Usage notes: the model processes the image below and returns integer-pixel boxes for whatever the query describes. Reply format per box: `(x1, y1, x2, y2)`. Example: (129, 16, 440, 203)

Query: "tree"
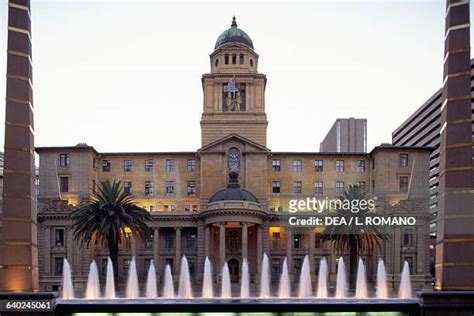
(321, 184, 388, 290)
(71, 180, 152, 285)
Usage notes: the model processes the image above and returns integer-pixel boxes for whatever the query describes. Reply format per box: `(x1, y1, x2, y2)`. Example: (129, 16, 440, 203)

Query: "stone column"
(308, 228, 315, 279)
(153, 228, 160, 279)
(242, 222, 248, 260)
(174, 227, 182, 276)
(219, 223, 226, 267)
(44, 226, 51, 275)
(257, 225, 263, 274)
(131, 235, 137, 257)
(286, 227, 293, 279)
(205, 224, 210, 258)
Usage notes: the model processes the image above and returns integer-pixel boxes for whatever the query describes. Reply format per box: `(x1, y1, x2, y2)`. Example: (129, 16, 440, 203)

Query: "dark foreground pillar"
(0, 0, 39, 292)
(435, 0, 474, 291)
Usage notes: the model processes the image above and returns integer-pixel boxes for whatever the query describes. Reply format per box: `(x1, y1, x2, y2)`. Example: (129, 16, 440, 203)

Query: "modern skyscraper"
(319, 118, 367, 153)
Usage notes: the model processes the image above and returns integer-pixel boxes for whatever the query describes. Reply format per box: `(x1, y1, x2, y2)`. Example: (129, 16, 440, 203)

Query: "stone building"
(33, 18, 432, 294)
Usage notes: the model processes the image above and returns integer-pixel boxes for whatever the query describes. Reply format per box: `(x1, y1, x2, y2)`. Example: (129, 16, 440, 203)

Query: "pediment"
(198, 133, 270, 153)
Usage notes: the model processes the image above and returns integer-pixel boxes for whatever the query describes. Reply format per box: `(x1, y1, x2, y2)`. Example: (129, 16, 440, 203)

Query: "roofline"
(369, 145, 435, 155)
(101, 152, 197, 156)
(35, 146, 99, 155)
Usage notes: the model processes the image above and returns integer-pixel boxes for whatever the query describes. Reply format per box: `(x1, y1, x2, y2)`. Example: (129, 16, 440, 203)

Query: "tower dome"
(215, 17, 254, 50)
(208, 172, 259, 203)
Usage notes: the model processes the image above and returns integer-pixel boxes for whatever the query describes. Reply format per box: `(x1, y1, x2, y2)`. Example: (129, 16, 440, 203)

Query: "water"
(240, 259, 250, 298)
(399, 261, 412, 299)
(178, 256, 193, 298)
(298, 255, 312, 298)
(316, 257, 328, 298)
(126, 257, 139, 299)
(85, 260, 101, 299)
(221, 262, 232, 298)
(278, 257, 290, 298)
(202, 257, 213, 298)
(104, 257, 115, 299)
(355, 258, 368, 299)
(335, 257, 347, 299)
(61, 258, 74, 299)
(376, 259, 389, 299)
(260, 253, 271, 298)
(146, 260, 157, 298)
(163, 264, 175, 298)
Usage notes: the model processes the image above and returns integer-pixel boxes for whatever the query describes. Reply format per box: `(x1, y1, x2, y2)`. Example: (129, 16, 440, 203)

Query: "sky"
(0, 0, 469, 153)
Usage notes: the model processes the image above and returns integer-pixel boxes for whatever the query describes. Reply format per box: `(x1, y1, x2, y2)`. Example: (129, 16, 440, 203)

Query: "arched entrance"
(228, 258, 239, 283)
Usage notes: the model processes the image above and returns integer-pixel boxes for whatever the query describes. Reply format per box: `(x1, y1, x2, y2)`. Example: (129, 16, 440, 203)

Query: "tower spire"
(231, 16, 237, 28)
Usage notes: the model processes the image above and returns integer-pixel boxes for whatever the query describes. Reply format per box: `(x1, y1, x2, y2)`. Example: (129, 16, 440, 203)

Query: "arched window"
(215, 58, 219, 67)
(250, 59, 254, 67)
(228, 148, 240, 172)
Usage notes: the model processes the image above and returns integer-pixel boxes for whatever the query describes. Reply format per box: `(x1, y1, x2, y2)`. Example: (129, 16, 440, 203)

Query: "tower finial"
(231, 16, 237, 28)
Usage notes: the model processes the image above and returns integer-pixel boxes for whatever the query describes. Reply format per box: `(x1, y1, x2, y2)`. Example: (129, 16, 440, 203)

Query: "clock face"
(228, 149, 240, 172)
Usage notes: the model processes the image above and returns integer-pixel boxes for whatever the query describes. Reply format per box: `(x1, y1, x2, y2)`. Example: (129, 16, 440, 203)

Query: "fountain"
(85, 260, 101, 299)
(260, 253, 271, 298)
(178, 256, 193, 298)
(298, 255, 312, 298)
(104, 257, 115, 299)
(240, 259, 250, 298)
(221, 262, 232, 298)
(355, 258, 368, 299)
(145, 260, 157, 298)
(126, 257, 139, 299)
(316, 257, 328, 298)
(335, 257, 347, 299)
(202, 257, 213, 298)
(162, 264, 174, 298)
(278, 257, 290, 298)
(61, 258, 74, 299)
(376, 259, 388, 299)
(399, 261, 412, 299)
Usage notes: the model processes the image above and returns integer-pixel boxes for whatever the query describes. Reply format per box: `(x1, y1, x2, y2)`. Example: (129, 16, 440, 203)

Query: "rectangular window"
(293, 181, 302, 196)
(336, 181, 345, 196)
(166, 159, 175, 172)
(357, 160, 366, 172)
(92, 180, 96, 195)
(272, 232, 281, 249)
(150, 205, 156, 212)
(124, 181, 132, 195)
(54, 257, 64, 276)
(400, 154, 409, 167)
(294, 234, 302, 249)
(186, 233, 196, 248)
(315, 160, 323, 172)
(314, 181, 323, 196)
(187, 181, 196, 196)
(171, 205, 176, 212)
(165, 234, 174, 249)
(124, 160, 132, 172)
(102, 160, 111, 172)
(239, 54, 244, 64)
(54, 228, 65, 247)
(59, 154, 69, 167)
(400, 176, 409, 193)
(271, 258, 281, 277)
(163, 205, 169, 212)
(293, 160, 302, 172)
(224, 54, 229, 64)
(145, 159, 153, 172)
(145, 181, 154, 197)
(358, 181, 366, 191)
(144, 234, 153, 249)
(101, 258, 108, 275)
(187, 159, 196, 171)
(166, 181, 175, 196)
(145, 258, 152, 272)
(123, 258, 131, 276)
(272, 159, 281, 172)
(232, 54, 236, 64)
(192, 205, 198, 212)
(272, 181, 281, 196)
(336, 160, 344, 172)
(60, 177, 69, 193)
(403, 229, 413, 247)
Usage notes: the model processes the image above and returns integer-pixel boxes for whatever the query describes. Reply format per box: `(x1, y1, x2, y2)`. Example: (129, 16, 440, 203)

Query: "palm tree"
(321, 184, 388, 290)
(71, 180, 152, 285)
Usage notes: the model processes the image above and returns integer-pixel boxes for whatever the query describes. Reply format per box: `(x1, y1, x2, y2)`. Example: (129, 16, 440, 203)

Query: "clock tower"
(200, 17, 268, 147)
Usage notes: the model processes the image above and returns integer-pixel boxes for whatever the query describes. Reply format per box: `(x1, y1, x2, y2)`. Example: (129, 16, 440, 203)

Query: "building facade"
(319, 118, 367, 153)
(33, 18, 432, 295)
